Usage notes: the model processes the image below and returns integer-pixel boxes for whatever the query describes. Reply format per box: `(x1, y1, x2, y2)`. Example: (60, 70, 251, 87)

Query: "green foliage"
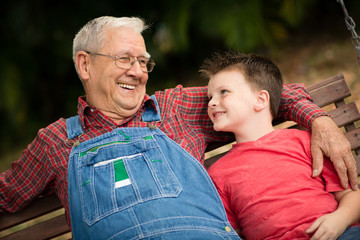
(0, 0, 357, 167)
(153, 0, 317, 54)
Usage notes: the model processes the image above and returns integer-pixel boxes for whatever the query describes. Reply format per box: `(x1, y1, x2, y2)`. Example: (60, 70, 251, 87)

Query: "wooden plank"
(355, 155, 360, 176)
(0, 215, 70, 240)
(307, 74, 345, 92)
(204, 152, 227, 168)
(206, 142, 226, 152)
(328, 102, 360, 127)
(344, 128, 360, 151)
(308, 74, 351, 107)
(0, 195, 63, 230)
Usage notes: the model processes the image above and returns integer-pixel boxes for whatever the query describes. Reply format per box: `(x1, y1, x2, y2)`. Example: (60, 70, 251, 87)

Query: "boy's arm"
(305, 189, 360, 239)
(334, 189, 360, 226)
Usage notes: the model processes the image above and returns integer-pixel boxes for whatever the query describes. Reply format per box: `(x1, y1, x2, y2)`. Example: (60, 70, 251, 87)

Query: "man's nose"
(127, 60, 144, 78)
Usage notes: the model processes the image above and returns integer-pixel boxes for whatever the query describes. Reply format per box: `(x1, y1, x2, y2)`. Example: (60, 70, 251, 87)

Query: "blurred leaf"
(280, 0, 315, 27)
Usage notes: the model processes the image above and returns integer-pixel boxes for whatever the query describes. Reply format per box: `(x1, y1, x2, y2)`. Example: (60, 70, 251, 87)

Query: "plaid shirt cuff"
(289, 98, 329, 129)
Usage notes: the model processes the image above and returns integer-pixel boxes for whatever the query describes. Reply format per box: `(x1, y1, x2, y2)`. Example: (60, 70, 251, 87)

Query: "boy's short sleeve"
(322, 157, 348, 192)
(220, 187, 239, 230)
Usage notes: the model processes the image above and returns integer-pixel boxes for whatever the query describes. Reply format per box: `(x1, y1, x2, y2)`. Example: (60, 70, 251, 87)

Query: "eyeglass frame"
(85, 51, 156, 73)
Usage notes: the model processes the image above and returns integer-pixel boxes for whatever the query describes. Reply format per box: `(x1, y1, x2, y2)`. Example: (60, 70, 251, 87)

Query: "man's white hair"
(72, 16, 147, 62)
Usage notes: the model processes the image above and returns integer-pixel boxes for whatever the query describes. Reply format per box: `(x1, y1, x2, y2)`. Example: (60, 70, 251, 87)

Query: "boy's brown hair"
(200, 51, 283, 118)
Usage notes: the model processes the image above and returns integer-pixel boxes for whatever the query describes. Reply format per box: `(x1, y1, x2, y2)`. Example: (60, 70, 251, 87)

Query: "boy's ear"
(75, 51, 91, 81)
(254, 90, 270, 112)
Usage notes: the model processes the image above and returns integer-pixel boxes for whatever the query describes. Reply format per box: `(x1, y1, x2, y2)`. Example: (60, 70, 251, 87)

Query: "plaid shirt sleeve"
(0, 119, 69, 213)
(275, 83, 328, 129)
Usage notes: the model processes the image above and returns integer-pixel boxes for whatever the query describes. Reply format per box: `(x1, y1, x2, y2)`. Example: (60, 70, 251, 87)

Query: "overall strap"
(67, 95, 159, 139)
(142, 94, 161, 122)
(66, 115, 84, 140)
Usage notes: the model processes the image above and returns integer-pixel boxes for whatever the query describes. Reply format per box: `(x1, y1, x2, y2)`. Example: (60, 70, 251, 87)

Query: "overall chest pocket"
(77, 138, 182, 226)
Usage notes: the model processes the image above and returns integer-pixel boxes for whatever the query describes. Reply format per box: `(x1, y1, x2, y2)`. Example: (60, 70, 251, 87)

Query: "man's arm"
(311, 116, 358, 190)
(278, 83, 358, 190)
(0, 127, 58, 213)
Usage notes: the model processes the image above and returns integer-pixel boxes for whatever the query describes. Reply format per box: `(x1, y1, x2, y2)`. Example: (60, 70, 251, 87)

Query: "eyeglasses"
(85, 51, 156, 73)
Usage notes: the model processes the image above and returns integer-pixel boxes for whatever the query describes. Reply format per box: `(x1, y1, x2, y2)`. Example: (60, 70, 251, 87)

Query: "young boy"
(201, 51, 360, 240)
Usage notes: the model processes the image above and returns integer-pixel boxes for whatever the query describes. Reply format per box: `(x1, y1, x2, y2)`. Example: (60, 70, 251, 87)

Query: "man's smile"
(118, 83, 135, 90)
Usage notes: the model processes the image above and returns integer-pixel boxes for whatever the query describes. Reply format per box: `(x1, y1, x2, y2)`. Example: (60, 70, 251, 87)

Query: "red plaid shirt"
(0, 84, 326, 225)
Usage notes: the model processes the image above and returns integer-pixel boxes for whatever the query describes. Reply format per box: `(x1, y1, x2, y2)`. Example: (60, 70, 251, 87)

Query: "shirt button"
(225, 226, 232, 232)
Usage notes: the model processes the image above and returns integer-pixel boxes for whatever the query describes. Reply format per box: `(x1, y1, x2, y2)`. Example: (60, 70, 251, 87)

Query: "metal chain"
(337, 0, 360, 63)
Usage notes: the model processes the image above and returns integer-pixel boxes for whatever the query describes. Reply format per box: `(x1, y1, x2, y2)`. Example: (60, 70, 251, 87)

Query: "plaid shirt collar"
(76, 94, 157, 129)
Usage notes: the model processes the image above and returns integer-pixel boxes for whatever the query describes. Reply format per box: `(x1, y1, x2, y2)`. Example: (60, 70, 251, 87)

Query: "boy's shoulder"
(207, 129, 312, 172)
(274, 128, 311, 140)
(207, 144, 239, 177)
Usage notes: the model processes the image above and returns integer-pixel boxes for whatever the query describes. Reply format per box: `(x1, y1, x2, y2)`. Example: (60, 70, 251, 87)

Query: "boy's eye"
(220, 89, 228, 94)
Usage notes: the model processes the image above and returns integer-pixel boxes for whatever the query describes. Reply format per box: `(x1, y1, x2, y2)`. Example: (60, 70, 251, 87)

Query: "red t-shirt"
(207, 129, 344, 240)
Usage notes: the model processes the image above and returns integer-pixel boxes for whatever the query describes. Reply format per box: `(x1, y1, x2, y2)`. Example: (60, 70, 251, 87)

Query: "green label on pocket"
(114, 159, 131, 188)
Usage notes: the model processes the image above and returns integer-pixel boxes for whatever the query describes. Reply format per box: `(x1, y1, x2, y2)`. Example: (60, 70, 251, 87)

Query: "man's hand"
(311, 116, 358, 190)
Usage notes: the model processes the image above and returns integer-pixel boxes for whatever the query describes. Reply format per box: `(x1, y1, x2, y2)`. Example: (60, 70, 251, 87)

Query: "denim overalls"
(67, 96, 240, 240)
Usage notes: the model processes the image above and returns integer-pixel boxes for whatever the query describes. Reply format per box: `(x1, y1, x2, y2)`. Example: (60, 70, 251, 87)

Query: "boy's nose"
(208, 98, 216, 108)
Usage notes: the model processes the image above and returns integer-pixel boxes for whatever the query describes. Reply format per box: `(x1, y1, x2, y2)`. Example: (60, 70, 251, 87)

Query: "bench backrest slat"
(307, 74, 351, 107)
(327, 102, 360, 128)
(344, 128, 360, 152)
(1, 215, 69, 240)
(0, 194, 63, 231)
(356, 155, 360, 175)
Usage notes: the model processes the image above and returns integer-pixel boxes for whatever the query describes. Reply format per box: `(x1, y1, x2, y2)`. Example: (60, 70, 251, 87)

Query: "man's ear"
(254, 90, 270, 112)
(75, 51, 91, 81)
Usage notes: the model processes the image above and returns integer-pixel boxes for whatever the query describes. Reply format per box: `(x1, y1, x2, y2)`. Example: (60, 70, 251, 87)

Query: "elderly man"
(0, 16, 357, 239)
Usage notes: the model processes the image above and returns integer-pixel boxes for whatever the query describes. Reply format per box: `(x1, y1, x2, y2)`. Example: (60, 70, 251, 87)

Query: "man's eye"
(220, 90, 228, 94)
(138, 58, 148, 65)
(118, 56, 131, 62)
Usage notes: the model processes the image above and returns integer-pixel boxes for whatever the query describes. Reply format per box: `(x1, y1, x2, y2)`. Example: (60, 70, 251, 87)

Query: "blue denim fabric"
(338, 226, 360, 240)
(67, 95, 240, 240)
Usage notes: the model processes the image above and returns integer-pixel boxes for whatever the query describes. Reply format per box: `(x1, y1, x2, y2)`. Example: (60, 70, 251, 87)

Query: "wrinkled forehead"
(102, 27, 150, 58)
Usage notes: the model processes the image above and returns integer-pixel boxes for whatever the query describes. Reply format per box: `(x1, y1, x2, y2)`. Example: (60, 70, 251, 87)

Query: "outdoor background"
(1, 0, 360, 171)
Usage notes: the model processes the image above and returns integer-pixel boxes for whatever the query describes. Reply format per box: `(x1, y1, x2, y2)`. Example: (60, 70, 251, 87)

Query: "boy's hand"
(306, 212, 347, 240)
(311, 116, 358, 190)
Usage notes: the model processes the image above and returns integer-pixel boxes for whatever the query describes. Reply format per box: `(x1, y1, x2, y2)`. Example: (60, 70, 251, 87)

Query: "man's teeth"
(118, 83, 135, 90)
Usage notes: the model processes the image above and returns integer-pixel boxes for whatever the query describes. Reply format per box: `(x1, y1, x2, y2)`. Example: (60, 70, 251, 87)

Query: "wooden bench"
(1, 73, 359, 240)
